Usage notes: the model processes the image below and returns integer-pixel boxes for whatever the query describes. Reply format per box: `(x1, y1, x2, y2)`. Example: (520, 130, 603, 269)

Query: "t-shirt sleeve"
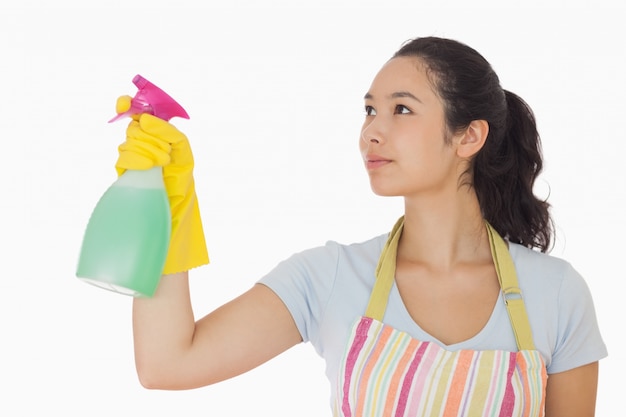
(257, 242, 340, 344)
(547, 263, 608, 374)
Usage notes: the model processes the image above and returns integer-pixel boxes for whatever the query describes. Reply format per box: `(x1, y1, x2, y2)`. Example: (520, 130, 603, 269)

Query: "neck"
(398, 187, 490, 269)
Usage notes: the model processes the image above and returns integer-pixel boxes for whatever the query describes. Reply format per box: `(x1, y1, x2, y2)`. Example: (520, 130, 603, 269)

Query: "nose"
(361, 119, 384, 145)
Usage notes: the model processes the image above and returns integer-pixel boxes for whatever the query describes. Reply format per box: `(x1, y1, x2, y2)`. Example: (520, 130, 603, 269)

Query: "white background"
(1, 1, 623, 415)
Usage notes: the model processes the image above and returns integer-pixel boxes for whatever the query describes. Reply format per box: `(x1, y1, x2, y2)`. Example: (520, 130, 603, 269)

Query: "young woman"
(116, 37, 607, 416)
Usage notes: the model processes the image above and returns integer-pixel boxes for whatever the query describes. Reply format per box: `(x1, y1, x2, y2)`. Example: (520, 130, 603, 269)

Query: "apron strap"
(486, 223, 536, 351)
(365, 216, 404, 321)
(365, 216, 536, 351)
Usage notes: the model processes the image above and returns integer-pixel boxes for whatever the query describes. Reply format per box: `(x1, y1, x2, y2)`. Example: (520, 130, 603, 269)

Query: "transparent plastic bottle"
(76, 75, 189, 297)
(76, 167, 171, 296)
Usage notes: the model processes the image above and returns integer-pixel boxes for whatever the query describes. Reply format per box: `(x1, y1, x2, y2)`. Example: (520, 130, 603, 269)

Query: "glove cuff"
(162, 193, 209, 274)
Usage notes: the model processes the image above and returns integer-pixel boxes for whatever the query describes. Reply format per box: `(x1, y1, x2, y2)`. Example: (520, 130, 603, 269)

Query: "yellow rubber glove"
(115, 95, 209, 274)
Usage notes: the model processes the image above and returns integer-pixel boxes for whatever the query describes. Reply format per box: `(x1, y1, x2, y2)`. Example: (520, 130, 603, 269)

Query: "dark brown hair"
(393, 37, 553, 252)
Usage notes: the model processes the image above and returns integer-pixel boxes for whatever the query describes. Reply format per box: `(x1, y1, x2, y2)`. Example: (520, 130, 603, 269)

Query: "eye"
(394, 104, 411, 115)
(364, 105, 376, 116)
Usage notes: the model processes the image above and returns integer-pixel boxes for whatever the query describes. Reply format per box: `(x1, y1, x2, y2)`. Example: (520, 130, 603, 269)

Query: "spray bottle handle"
(108, 74, 190, 123)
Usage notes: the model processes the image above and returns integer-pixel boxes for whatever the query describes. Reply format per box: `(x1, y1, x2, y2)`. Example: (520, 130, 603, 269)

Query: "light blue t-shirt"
(259, 232, 607, 392)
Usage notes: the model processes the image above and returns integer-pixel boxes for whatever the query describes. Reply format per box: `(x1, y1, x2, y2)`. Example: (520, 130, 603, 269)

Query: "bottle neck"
(115, 166, 164, 189)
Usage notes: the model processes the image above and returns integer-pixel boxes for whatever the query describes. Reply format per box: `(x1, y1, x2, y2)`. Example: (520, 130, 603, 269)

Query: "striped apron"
(334, 217, 547, 416)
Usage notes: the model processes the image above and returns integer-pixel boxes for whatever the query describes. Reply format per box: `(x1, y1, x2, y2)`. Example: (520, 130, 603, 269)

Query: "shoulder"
(508, 243, 587, 299)
(508, 243, 607, 372)
(508, 242, 590, 315)
(258, 232, 388, 344)
(278, 233, 387, 273)
(508, 243, 575, 282)
(260, 231, 388, 293)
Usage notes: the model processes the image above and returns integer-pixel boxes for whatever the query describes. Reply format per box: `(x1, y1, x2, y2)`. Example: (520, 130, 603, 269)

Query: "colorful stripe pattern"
(335, 317, 547, 417)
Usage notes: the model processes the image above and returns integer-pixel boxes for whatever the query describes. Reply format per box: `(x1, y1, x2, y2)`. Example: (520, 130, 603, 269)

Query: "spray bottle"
(76, 74, 189, 297)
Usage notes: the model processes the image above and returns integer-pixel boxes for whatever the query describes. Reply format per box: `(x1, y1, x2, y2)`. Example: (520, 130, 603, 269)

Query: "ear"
(456, 120, 489, 158)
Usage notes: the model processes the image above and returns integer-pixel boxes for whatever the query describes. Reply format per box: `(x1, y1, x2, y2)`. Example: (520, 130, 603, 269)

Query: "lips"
(364, 154, 392, 170)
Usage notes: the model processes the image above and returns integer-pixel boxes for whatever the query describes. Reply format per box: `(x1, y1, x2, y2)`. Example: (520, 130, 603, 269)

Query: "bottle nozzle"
(108, 74, 190, 123)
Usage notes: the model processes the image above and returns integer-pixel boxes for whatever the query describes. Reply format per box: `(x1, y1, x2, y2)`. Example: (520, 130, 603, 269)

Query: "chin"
(369, 183, 402, 197)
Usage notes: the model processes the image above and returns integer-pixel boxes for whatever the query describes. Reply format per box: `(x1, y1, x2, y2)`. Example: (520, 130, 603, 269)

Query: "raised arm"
(114, 97, 302, 390)
(133, 273, 302, 390)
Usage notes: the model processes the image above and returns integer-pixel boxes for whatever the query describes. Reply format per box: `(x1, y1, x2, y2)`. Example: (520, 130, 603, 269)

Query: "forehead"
(367, 56, 438, 101)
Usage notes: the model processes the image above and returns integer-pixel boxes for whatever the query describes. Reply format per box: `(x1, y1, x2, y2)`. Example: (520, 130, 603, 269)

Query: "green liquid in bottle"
(77, 181, 171, 297)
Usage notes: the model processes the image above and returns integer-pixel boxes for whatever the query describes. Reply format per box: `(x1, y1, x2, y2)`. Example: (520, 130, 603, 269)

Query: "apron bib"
(334, 217, 547, 417)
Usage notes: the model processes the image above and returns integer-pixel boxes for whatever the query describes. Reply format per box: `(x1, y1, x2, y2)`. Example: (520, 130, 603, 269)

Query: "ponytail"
(473, 91, 553, 252)
(393, 36, 554, 252)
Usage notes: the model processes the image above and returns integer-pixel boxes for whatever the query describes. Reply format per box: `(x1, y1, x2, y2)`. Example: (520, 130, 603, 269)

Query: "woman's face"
(360, 57, 462, 198)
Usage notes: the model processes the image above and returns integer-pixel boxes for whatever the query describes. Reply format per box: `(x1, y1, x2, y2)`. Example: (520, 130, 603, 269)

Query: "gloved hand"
(115, 95, 209, 274)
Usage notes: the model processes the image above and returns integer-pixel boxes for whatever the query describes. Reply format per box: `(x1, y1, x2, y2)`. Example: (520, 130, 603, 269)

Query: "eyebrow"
(363, 91, 423, 103)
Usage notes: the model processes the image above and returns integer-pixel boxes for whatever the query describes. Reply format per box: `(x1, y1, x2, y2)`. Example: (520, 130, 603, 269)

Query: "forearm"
(132, 271, 195, 387)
